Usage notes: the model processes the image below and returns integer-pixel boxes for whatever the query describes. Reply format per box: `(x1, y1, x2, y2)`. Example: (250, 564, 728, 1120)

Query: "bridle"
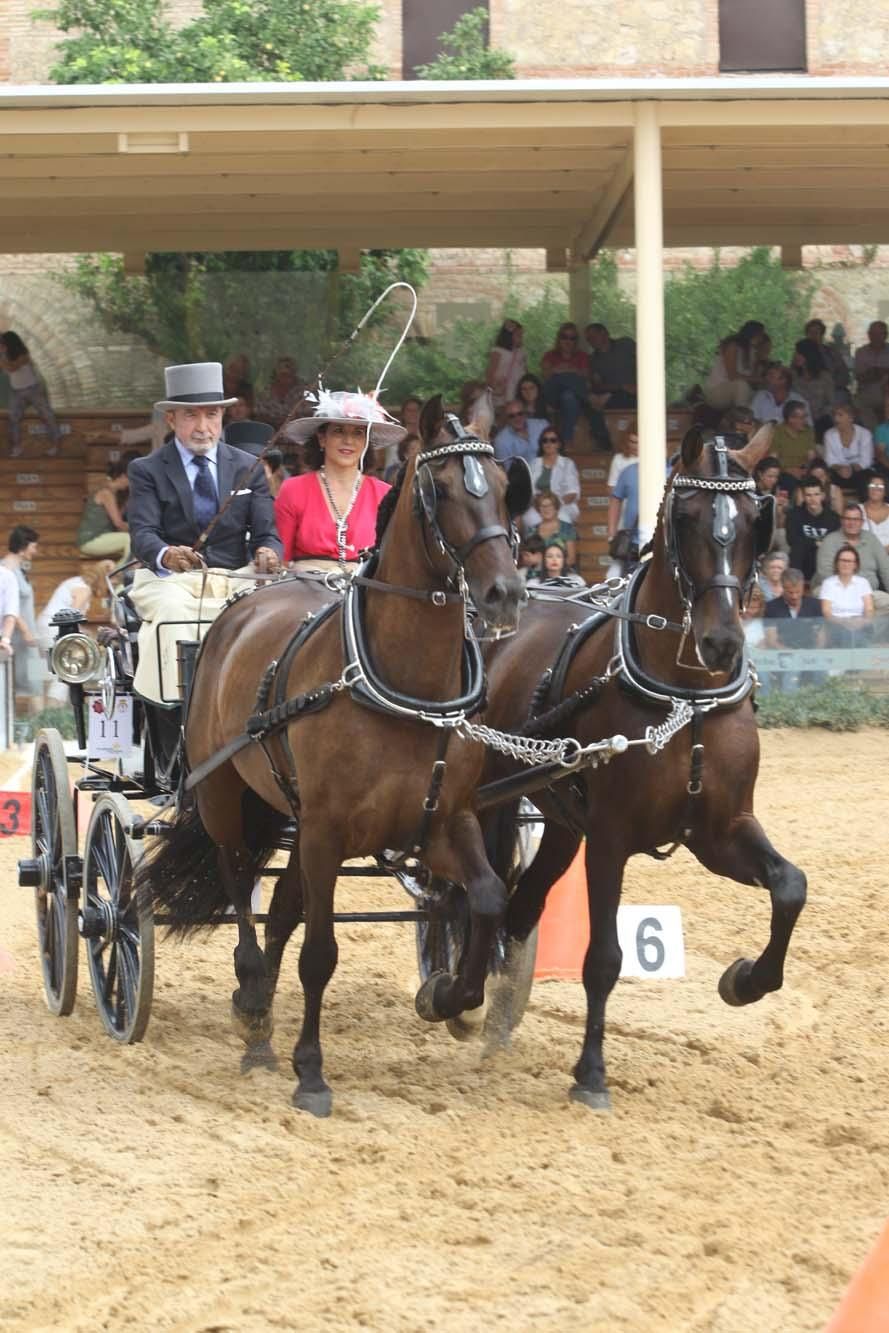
(664, 436, 775, 665)
(413, 413, 530, 579)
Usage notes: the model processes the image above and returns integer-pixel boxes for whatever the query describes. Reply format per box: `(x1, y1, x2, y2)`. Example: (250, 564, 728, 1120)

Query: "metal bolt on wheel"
(30, 730, 79, 1016)
(81, 792, 155, 1043)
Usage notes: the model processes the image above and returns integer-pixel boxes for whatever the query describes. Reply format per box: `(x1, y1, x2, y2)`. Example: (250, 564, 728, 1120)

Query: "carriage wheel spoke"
(117, 941, 138, 1023)
(103, 941, 118, 1005)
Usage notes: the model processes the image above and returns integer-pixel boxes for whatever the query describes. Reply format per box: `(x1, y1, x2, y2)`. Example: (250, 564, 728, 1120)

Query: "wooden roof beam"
(572, 146, 633, 261)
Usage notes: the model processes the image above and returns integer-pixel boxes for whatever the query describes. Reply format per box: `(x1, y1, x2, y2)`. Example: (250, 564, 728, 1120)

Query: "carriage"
(16, 560, 542, 1047)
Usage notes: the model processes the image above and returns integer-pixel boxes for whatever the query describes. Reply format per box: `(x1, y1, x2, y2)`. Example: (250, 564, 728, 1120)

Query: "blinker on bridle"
(666, 436, 773, 668)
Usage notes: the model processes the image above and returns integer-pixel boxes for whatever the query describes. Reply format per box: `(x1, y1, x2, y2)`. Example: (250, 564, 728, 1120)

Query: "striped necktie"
(192, 454, 218, 531)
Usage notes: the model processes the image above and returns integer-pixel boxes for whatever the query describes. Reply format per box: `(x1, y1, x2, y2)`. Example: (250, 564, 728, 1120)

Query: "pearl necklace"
(320, 466, 362, 564)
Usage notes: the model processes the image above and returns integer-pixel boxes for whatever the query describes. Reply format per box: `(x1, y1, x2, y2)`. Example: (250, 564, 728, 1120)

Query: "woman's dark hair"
(234, 379, 255, 411)
(834, 542, 861, 573)
(1, 331, 28, 359)
(521, 532, 545, 555)
(754, 456, 781, 483)
(264, 448, 284, 471)
(537, 425, 564, 456)
(723, 320, 765, 353)
(397, 431, 420, 464)
(400, 397, 422, 422)
(806, 318, 826, 338)
(543, 541, 567, 564)
(494, 321, 520, 351)
(794, 338, 823, 380)
(719, 405, 755, 433)
(8, 524, 39, 553)
(516, 373, 544, 412)
(304, 423, 373, 472)
(782, 398, 808, 423)
(106, 459, 129, 481)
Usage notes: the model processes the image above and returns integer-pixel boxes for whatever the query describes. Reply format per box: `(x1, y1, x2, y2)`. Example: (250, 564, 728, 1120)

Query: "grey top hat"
(155, 361, 239, 411)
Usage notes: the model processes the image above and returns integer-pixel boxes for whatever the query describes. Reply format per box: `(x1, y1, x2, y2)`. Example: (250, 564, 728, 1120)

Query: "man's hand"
(161, 546, 204, 574)
(254, 547, 281, 574)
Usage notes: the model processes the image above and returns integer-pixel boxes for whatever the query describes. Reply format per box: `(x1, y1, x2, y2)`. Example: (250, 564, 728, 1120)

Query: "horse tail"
(136, 792, 288, 936)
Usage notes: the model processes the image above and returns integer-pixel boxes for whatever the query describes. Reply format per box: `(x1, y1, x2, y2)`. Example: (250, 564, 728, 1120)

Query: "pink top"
(541, 348, 590, 377)
(274, 472, 391, 562)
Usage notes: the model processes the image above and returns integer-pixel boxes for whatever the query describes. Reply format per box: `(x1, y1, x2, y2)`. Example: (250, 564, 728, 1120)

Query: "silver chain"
(416, 441, 494, 464)
(671, 476, 755, 492)
(320, 466, 363, 564)
(636, 698, 697, 754)
(456, 719, 585, 767)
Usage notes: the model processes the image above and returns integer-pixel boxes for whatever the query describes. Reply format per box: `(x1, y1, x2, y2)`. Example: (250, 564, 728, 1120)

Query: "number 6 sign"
(617, 905, 685, 979)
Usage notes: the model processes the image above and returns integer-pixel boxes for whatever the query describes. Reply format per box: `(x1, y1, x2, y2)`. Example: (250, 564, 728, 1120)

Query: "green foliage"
(664, 248, 816, 402)
(61, 249, 429, 388)
(38, 0, 386, 83)
(15, 707, 78, 742)
(415, 7, 515, 80)
(756, 678, 889, 731)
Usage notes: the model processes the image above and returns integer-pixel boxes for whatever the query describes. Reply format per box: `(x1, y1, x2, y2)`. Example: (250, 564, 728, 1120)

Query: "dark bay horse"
(138, 398, 529, 1115)
(479, 425, 807, 1109)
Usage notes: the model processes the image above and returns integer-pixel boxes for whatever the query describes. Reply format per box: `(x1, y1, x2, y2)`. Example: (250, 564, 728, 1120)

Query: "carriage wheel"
(30, 729, 79, 1016)
(80, 792, 155, 1043)
(415, 801, 540, 1043)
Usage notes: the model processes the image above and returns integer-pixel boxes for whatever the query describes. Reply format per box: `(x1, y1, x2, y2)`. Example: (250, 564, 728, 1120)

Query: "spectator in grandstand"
(276, 388, 398, 571)
(540, 541, 586, 590)
(608, 419, 638, 487)
(0, 330, 62, 459)
(224, 381, 255, 425)
(530, 426, 580, 524)
(399, 397, 422, 438)
(870, 385, 889, 476)
(528, 491, 577, 570)
(607, 457, 641, 575)
(515, 373, 549, 423)
(861, 476, 889, 549)
(751, 364, 811, 426)
(785, 475, 840, 581)
(771, 400, 817, 480)
(76, 460, 131, 563)
(820, 544, 875, 643)
(1, 525, 42, 709)
(813, 503, 889, 612)
(585, 323, 637, 408)
(763, 568, 822, 648)
(519, 532, 545, 582)
(822, 402, 875, 498)
(718, 405, 757, 441)
(804, 318, 850, 395)
(0, 560, 18, 662)
(384, 432, 420, 485)
(702, 321, 767, 411)
(541, 322, 606, 449)
(486, 320, 527, 412)
(493, 399, 545, 466)
(741, 582, 767, 652)
(791, 338, 835, 438)
(255, 355, 305, 429)
(757, 551, 789, 603)
(795, 459, 844, 517)
(37, 560, 116, 701)
(853, 320, 889, 428)
(222, 352, 252, 400)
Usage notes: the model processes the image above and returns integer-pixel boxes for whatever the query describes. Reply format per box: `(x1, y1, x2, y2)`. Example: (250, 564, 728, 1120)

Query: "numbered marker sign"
(87, 696, 135, 760)
(618, 905, 685, 979)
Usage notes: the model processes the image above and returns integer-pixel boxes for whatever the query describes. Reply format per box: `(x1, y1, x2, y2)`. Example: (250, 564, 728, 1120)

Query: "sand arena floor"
(1, 729, 888, 1332)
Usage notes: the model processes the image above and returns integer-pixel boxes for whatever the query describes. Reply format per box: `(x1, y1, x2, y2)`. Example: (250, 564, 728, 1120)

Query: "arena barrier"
(825, 1219, 889, 1332)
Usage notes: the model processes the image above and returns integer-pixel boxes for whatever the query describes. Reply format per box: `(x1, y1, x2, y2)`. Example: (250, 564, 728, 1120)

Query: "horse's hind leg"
(263, 848, 304, 1000)
(506, 817, 582, 942)
(693, 813, 806, 1006)
(218, 845, 276, 1068)
(291, 827, 341, 1118)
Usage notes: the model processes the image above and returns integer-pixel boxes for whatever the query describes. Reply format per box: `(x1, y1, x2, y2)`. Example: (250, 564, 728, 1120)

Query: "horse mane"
(374, 463, 408, 549)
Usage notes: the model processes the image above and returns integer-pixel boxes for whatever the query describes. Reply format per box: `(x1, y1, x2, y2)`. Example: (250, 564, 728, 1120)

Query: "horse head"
(662, 423, 773, 673)
(388, 394, 528, 634)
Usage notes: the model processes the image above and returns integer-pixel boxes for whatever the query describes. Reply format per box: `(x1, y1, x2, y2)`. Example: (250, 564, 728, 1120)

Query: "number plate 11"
(618, 905, 685, 979)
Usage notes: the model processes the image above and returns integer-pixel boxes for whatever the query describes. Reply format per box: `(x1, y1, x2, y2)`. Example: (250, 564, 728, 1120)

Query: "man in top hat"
(127, 362, 283, 707)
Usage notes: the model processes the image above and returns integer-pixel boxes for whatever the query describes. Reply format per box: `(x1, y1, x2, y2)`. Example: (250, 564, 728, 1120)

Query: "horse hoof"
(414, 971, 450, 1023)
(569, 1084, 612, 1112)
(292, 1087, 333, 1118)
(240, 1039, 278, 1074)
(230, 996, 274, 1044)
(718, 957, 757, 1007)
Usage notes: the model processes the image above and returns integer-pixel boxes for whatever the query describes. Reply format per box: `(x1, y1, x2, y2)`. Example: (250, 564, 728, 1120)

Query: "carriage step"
(17, 858, 41, 888)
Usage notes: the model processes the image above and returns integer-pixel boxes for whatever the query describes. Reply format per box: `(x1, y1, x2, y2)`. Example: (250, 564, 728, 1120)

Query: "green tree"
(38, 0, 386, 83)
(664, 248, 815, 402)
(415, 7, 515, 80)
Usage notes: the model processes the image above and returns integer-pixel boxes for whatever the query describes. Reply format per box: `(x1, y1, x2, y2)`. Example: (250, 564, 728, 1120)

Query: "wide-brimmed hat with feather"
(279, 387, 406, 448)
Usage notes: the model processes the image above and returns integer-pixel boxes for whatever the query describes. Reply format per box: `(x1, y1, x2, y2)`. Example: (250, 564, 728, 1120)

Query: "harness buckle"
(645, 614, 668, 631)
(431, 590, 448, 608)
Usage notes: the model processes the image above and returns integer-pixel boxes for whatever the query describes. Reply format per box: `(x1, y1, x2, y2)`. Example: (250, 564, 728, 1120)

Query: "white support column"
(633, 103, 666, 543)
(568, 258, 590, 331)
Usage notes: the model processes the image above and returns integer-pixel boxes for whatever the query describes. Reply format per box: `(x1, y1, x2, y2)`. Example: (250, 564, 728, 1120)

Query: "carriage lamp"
(49, 632, 104, 685)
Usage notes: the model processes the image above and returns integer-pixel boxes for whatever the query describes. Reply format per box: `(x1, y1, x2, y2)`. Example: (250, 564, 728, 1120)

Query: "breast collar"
(615, 561, 754, 709)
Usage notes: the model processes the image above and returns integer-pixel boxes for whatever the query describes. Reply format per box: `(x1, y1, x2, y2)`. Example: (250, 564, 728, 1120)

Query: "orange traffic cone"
(825, 1221, 889, 1332)
(533, 842, 589, 981)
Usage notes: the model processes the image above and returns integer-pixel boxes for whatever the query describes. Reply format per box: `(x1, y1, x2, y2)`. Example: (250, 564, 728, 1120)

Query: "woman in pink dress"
(276, 389, 406, 571)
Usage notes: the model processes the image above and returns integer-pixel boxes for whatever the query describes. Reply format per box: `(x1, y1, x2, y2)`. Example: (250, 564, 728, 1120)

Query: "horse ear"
(730, 423, 774, 475)
(419, 395, 444, 445)
(467, 387, 494, 443)
(680, 427, 705, 469)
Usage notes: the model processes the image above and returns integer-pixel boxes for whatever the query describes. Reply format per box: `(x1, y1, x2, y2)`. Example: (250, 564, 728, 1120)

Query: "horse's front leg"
(691, 813, 806, 1006)
(221, 845, 278, 1071)
(263, 843, 304, 1002)
(415, 809, 506, 1022)
(291, 825, 342, 1118)
(506, 816, 581, 942)
(571, 837, 626, 1112)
